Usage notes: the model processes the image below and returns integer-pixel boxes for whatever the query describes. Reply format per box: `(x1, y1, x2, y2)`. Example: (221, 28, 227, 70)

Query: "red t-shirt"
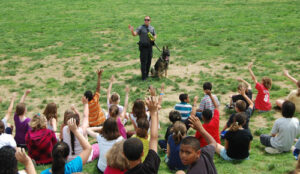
(195, 109, 220, 147)
(255, 82, 271, 111)
(104, 166, 127, 174)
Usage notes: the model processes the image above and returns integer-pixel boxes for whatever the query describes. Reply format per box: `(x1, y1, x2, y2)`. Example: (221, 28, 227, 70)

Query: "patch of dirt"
(31, 42, 63, 52)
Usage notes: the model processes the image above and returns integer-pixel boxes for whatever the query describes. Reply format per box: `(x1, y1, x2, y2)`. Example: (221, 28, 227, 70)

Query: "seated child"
(123, 96, 160, 174)
(84, 68, 105, 127)
(26, 114, 57, 164)
(276, 70, 300, 113)
(0, 146, 36, 174)
(132, 118, 150, 162)
(0, 121, 16, 149)
(129, 99, 150, 130)
(43, 102, 58, 132)
(260, 101, 299, 154)
(59, 109, 74, 140)
(228, 78, 252, 109)
(248, 62, 272, 111)
(167, 121, 187, 171)
(14, 89, 31, 148)
(41, 118, 92, 174)
(176, 114, 217, 174)
(197, 82, 220, 113)
(104, 140, 129, 174)
(174, 94, 192, 121)
(194, 91, 221, 147)
(221, 88, 254, 133)
(158, 110, 181, 151)
(107, 75, 124, 117)
(87, 117, 124, 172)
(216, 113, 253, 161)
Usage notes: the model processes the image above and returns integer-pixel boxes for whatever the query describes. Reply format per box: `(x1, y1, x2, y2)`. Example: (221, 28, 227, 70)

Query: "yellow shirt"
(287, 90, 300, 113)
(132, 134, 149, 162)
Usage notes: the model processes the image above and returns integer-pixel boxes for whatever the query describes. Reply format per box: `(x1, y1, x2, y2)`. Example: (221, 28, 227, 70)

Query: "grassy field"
(1, 0, 300, 173)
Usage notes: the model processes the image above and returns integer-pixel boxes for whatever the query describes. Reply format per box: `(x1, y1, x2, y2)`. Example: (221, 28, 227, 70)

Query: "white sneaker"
(265, 147, 282, 154)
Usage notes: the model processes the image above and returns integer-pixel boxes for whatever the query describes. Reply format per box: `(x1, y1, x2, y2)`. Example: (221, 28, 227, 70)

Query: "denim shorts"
(220, 148, 249, 161)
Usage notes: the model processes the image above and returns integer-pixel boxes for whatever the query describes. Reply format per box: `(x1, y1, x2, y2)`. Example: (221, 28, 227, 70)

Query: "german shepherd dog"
(151, 46, 170, 78)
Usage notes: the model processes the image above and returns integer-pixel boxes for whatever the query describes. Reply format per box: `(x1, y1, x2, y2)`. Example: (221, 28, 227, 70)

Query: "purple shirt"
(14, 113, 31, 145)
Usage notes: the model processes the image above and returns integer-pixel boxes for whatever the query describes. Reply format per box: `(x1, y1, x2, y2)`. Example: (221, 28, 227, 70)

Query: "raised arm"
(128, 25, 138, 36)
(120, 85, 129, 121)
(86, 127, 102, 138)
(248, 62, 257, 84)
(146, 96, 159, 152)
(207, 91, 218, 110)
(107, 75, 115, 104)
(71, 104, 80, 116)
(191, 96, 199, 117)
(15, 148, 36, 174)
(241, 87, 254, 109)
(284, 69, 298, 85)
(189, 115, 217, 148)
(237, 77, 252, 90)
(158, 83, 164, 109)
(81, 96, 89, 135)
(96, 69, 104, 93)
(68, 118, 92, 165)
(20, 89, 31, 103)
(4, 92, 17, 121)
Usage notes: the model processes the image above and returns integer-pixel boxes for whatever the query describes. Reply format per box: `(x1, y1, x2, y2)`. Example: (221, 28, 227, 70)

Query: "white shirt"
(271, 117, 300, 151)
(0, 133, 16, 148)
(97, 134, 123, 171)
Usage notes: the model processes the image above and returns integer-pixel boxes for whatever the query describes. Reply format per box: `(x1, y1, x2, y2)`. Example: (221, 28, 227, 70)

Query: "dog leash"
(153, 42, 161, 52)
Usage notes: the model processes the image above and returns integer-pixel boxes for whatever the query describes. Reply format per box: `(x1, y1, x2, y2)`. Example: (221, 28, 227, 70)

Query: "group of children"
(0, 62, 299, 174)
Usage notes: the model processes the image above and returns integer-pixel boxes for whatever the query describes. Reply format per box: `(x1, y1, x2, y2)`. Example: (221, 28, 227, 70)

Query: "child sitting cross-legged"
(174, 93, 192, 122)
(176, 113, 218, 174)
(216, 113, 253, 161)
(228, 77, 253, 109)
(123, 96, 161, 174)
(197, 82, 220, 113)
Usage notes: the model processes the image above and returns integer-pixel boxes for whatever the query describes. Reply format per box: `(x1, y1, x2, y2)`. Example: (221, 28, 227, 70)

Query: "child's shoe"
(265, 147, 282, 154)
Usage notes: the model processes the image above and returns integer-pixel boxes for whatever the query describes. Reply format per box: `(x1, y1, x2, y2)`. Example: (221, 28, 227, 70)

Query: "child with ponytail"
(167, 121, 187, 170)
(41, 118, 92, 174)
(216, 113, 253, 161)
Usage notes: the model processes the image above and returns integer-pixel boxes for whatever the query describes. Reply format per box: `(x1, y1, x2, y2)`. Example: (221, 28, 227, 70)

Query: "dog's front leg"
(165, 69, 168, 77)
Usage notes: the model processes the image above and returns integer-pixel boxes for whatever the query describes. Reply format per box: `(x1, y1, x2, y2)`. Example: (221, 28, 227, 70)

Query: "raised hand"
(145, 96, 159, 113)
(128, 24, 134, 31)
(237, 77, 243, 82)
(97, 69, 104, 77)
(193, 96, 199, 104)
(188, 115, 203, 131)
(25, 89, 31, 95)
(248, 62, 253, 69)
(110, 75, 115, 83)
(15, 148, 31, 165)
(283, 69, 289, 77)
(81, 96, 88, 104)
(149, 85, 156, 96)
(68, 118, 78, 133)
(125, 85, 130, 93)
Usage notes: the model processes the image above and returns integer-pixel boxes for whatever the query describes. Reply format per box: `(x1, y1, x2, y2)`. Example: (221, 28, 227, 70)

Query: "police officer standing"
(128, 16, 156, 81)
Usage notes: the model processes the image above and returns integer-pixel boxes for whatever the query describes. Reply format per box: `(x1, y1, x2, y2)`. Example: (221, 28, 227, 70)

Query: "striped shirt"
(199, 95, 220, 111)
(88, 92, 105, 127)
(174, 102, 192, 120)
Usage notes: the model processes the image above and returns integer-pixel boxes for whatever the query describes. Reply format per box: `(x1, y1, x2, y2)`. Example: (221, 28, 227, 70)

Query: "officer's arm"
(128, 25, 138, 36)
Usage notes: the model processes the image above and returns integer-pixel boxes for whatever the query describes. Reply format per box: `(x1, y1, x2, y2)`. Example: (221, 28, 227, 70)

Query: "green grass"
(0, 0, 300, 173)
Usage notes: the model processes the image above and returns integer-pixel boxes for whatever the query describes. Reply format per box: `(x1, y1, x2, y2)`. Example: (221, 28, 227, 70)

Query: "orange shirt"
(88, 92, 105, 126)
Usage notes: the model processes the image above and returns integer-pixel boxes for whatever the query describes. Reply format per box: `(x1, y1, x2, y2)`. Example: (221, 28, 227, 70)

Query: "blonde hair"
(30, 114, 47, 131)
(262, 77, 272, 90)
(229, 113, 246, 132)
(110, 93, 120, 103)
(237, 83, 248, 91)
(172, 121, 187, 144)
(106, 140, 129, 171)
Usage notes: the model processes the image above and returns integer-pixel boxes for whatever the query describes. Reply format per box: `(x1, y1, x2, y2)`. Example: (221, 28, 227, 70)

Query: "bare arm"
(128, 25, 138, 36)
(191, 96, 199, 116)
(167, 143, 170, 157)
(237, 77, 252, 90)
(189, 115, 217, 148)
(4, 92, 16, 121)
(50, 118, 57, 132)
(68, 118, 92, 165)
(158, 83, 164, 109)
(81, 97, 89, 135)
(241, 88, 254, 109)
(146, 96, 159, 152)
(86, 127, 102, 138)
(248, 62, 258, 84)
(120, 86, 129, 121)
(15, 148, 36, 174)
(107, 75, 115, 104)
(71, 104, 80, 116)
(284, 70, 298, 85)
(96, 69, 103, 93)
(129, 114, 138, 132)
(207, 91, 218, 110)
(20, 89, 31, 103)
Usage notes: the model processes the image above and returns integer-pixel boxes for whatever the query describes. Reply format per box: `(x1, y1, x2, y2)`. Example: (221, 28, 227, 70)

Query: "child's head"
(136, 118, 149, 138)
(43, 102, 58, 121)
(106, 140, 129, 171)
(237, 83, 248, 93)
(172, 121, 187, 144)
(282, 101, 295, 118)
(169, 110, 181, 123)
(16, 103, 26, 116)
(179, 136, 201, 165)
(202, 109, 213, 123)
(123, 137, 144, 161)
(109, 104, 119, 118)
(100, 117, 120, 141)
(30, 114, 47, 131)
(84, 90, 93, 101)
(132, 99, 147, 119)
(262, 77, 272, 90)
(203, 82, 212, 91)
(0, 121, 4, 135)
(179, 94, 189, 103)
(110, 93, 120, 104)
(52, 141, 70, 174)
(235, 100, 247, 112)
(229, 113, 246, 132)
(0, 146, 17, 174)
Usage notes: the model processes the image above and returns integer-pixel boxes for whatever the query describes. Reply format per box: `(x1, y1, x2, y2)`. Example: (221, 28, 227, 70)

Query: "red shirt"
(195, 109, 220, 147)
(255, 82, 271, 111)
(104, 166, 127, 174)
